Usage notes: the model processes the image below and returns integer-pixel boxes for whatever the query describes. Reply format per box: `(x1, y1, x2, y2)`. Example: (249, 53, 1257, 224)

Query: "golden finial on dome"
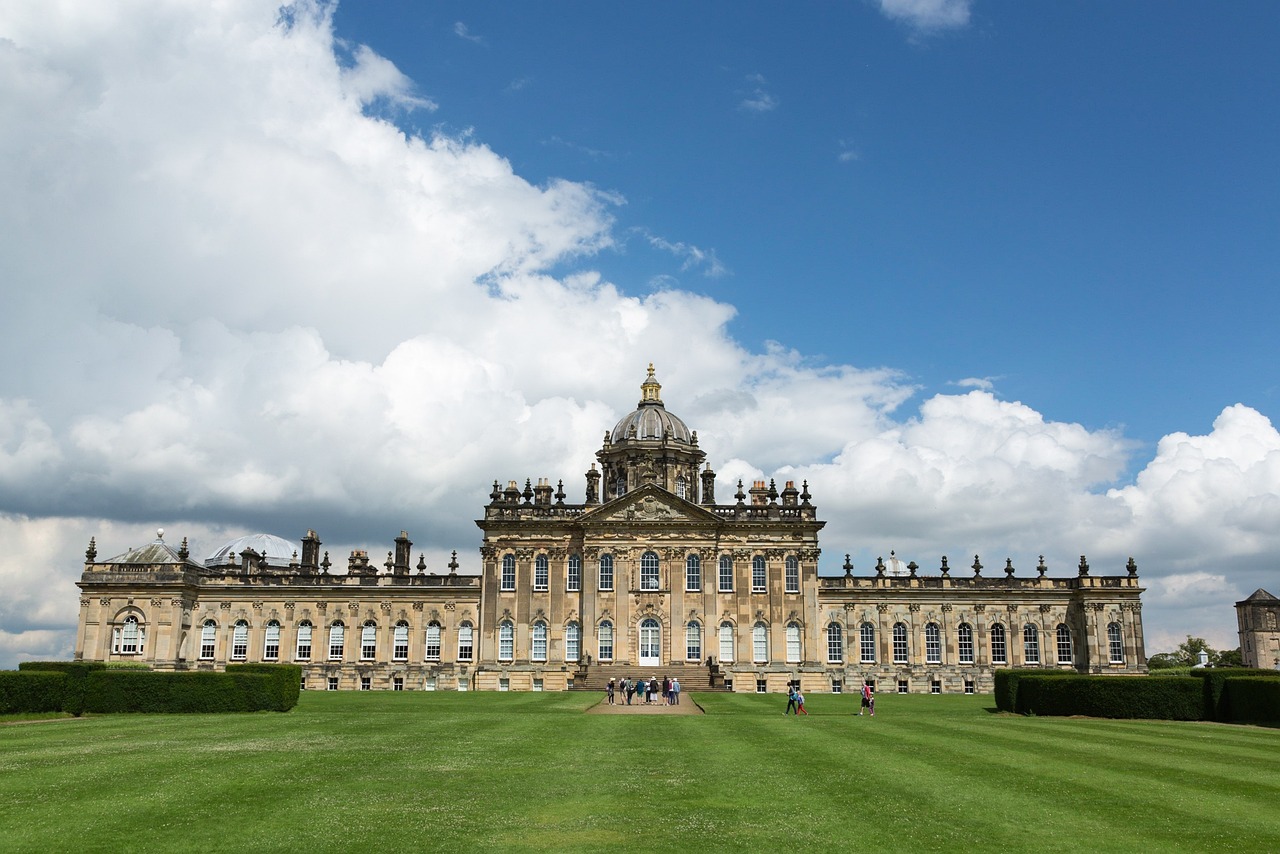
(640, 363, 662, 404)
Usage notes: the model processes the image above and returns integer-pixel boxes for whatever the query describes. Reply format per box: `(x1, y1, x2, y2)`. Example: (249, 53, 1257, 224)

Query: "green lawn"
(2, 691, 1277, 852)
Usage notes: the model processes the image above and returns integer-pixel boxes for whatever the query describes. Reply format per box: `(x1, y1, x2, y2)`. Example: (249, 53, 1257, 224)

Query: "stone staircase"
(571, 663, 729, 693)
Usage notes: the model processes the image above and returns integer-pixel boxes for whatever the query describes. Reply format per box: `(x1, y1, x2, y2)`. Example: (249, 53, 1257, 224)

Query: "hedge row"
(2, 663, 301, 715)
(997, 667, 1280, 722)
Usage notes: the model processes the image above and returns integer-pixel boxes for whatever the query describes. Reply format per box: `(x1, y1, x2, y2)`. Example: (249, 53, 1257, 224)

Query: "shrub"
(1178, 668, 1280, 722)
(1017, 675, 1203, 720)
(993, 668, 1080, 713)
(225, 663, 302, 712)
(1222, 677, 1280, 724)
(0, 671, 68, 714)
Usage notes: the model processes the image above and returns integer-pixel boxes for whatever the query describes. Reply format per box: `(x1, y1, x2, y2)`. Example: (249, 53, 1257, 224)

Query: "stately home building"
(1236, 589, 1280, 670)
(75, 367, 1148, 692)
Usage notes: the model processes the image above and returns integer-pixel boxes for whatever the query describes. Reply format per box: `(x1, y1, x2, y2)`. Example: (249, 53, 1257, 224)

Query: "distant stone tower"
(1236, 589, 1280, 669)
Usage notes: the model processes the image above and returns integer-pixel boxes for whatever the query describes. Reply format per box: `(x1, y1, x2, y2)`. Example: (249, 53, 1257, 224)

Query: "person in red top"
(860, 682, 874, 716)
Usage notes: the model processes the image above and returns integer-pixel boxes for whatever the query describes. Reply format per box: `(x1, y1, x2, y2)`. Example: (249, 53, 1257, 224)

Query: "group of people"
(783, 681, 875, 716)
(606, 676, 681, 706)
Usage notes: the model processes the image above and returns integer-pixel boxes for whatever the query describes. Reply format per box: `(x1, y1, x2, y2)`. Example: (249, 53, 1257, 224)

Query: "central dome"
(609, 365, 694, 443)
(205, 533, 297, 568)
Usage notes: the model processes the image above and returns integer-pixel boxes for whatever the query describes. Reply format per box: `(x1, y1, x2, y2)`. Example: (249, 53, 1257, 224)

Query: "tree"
(1212, 647, 1243, 668)
(1174, 636, 1214, 666)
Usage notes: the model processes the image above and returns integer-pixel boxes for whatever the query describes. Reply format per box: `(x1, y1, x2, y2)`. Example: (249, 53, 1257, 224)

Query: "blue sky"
(0, 0, 1277, 666)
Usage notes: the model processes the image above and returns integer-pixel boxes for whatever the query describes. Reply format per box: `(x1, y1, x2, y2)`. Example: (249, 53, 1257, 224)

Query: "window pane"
(892, 623, 908, 664)
(532, 623, 547, 661)
(786, 624, 801, 663)
(641, 552, 660, 590)
(457, 622, 473, 661)
(499, 621, 514, 660)
(958, 624, 973, 664)
(567, 554, 581, 591)
(264, 621, 280, 660)
(598, 621, 614, 661)
(685, 554, 700, 591)
(394, 622, 410, 661)
(990, 624, 1007, 665)
(860, 623, 876, 664)
(718, 556, 733, 592)
(752, 556, 766, 592)
(296, 622, 313, 660)
(501, 555, 516, 591)
(719, 622, 734, 663)
(599, 554, 614, 591)
(686, 622, 701, 661)
(827, 624, 843, 663)
(232, 620, 248, 660)
(534, 555, 548, 591)
(425, 622, 441, 661)
(785, 556, 799, 593)
(361, 622, 377, 660)
(1056, 624, 1073, 664)
(752, 624, 768, 662)
(566, 623, 581, 662)
(926, 623, 941, 664)
(1023, 625, 1040, 664)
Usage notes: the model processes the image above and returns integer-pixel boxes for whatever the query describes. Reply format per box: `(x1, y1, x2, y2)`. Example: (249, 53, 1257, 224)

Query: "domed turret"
(608, 364, 695, 444)
(596, 365, 706, 502)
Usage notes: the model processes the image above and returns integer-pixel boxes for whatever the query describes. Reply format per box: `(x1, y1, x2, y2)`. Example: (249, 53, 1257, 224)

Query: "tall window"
(534, 555, 549, 591)
(615, 475, 626, 498)
(567, 554, 581, 592)
(752, 556, 767, 592)
(686, 622, 701, 661)
(641, 551, 660, 590)
(361, 621, 377, 660)
(328, 622, 345, 661)
(990, 623, 1007, 665)
(501, 554, 516, 591)
(1023, 625, 1040, 664)
(295, 621, 313, 660)
(718, 555, 733, 592)
(752, 623, 768, 662)
(598, 621, 614, 661)
(232, 620, 249, 661)
(498, 620, 514, 661)
(566, 622, 581, 662)
(785, 556, 800, 593)
(393, 622, 409, 661)
(676, 476, 687, 499)
(719, 622, 735, 663)
(957, 623, 974, 664)
(685, 554, 701, 591)
(860, 623, 876, 664)
(892, 622, 908, 664)
(200, 620, 217, 660)
(263, 620, 281, 660)
(531, 622, 548, 662)
(457, 622, 473, 661)
(599, 554, 614, 591)
(1056, 624, 1073, 664)
(786, 623, 802, 663)
(120, 615, 142, 654)
(1108, 622, 1125, 664)
(926, 623, 942, 665)
(827, 623, 844, 663)
(425, 622, 441, 661)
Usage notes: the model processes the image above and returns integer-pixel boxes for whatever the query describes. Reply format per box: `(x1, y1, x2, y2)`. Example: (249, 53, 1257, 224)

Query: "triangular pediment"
(580, 483, 722, 526)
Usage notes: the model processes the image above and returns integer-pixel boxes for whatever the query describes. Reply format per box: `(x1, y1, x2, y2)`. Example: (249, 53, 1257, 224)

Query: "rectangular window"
(327, 677, 338, 691)
(686, 555, 701, 592)
(425, 625, 441, 661)
(755, 679, 767, 694)
(893, 627, 908, 664)
(498, 678, 510, 692)
(532, 678, 544, 692)
(295, 624, 312, 661)
(718, 557, 733, 593)
(931, 680, 942, 695)
(991, 628, 1007, 665)
(425, 677, 437, 691)
(958, 626, 974, 665)
(501, 555, 516, 592)
(926, 626, 942, 665)
(598, 623, 614, 661)
(964, 679, 975, 695)
(831, 681, 842, 694)
(599, 555, 614, 591)
(897, 680, 909, 695)
(567, 555, 581, 592)
(752, 558, 766, 593)
(1109, 623, 1125, 664)
(1024, 627, 1040, 665)
(1057, 627, 1073, 664)
(785, 558, 800, 594)
(534, 556, 548, 592)
(393, 677, 404, 691)
(263, 624, 280, 661)
(860, 626, 876, 664)
(457, 624, 473, 661)
(360, 676, 371, 691)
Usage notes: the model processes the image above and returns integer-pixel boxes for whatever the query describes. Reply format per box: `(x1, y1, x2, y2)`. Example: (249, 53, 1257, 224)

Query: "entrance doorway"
(639, 618, 661, 666)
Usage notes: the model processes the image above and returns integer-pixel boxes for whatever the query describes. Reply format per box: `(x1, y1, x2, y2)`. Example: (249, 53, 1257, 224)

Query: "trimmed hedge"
(1017, 675, 1203, 720)
(0, 671, 69, 714)
(993, 668, 1081, 713)
(82, 665, 302, 714)
(1182, 668, 1280, 722)
(1223, 677, 1280, 724)
(225, 663, 302, 712)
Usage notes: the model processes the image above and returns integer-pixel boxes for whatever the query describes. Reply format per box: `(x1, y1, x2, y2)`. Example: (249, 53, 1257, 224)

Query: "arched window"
(425, 622, 441, 661)
(892, 622, 908, 664)
(990, 623, 1007, 665)
(752, 623, 768, 663)
(719, 621, 735, 663)
(531, 622, 548, 662)
(860, 622, 876, 664)
(534, 555, 549, 591)
(957, 623, 974, 664)
(263, 620, 281, 660)
(566, 622, 581, 662)
(498, 620, 514, 661)
(615, 475, 626, 498)
(119, 615, 141, 655)
(599, 554, 614, 591)
(328, 621, 345, 661)
(926, 623, 942, 665)
(1023, 625, 1040, 664)
(786, 623, 802, 663)
(1056, 624, 1073, 664)
(232, 620, 249, 661)
(457, 622, 473, 661)
(567, 554, 582, 592)
(685, 622, 702, 661)
(752, 556, 767, 592)
(785, 556, 800, 593)
(393, 621, 410, 661)
(718, 555, 733, 592)
(295, 621, 313, 660)
(685, 554, 701, 591)
(827, 623, 844, 663)
(641, 551, 660, 590)
(200, 620, 217, 660)
(501, 554, 516, 591)
(1108, 622, 1125, 664)
(598, 620, 614, 661)
(676, 476, 687, 499)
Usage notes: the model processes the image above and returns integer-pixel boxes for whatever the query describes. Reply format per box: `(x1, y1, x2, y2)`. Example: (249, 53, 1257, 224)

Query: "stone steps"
(571, 663, 729, 692)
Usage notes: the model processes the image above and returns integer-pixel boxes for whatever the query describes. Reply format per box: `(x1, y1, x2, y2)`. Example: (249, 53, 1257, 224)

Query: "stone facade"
(75, 366, 1148, 692)
(1236, 589, 1280, 670)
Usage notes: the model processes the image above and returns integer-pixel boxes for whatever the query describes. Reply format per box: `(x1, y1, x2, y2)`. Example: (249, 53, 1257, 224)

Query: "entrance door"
(639, 618, 661, 666)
